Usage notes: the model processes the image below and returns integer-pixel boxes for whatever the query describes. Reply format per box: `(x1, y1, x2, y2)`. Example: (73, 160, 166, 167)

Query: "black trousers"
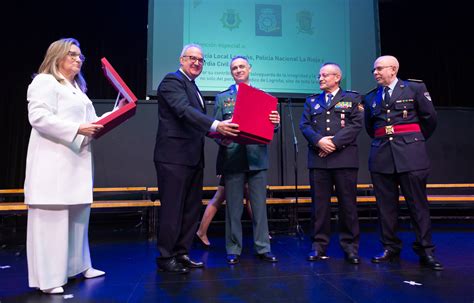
(155, 162, 203, 259)
(371, 169, 435, 256)
(309, 168, 360, 254)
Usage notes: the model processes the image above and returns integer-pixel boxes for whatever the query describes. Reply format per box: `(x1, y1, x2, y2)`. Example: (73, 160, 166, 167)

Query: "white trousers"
(27, 204, 92, 290)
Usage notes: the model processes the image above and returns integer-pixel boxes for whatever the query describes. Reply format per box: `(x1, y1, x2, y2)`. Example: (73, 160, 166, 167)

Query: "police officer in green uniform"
(363, 55, 443, 270)
(300, 62, 363, 264)
(214, 56, 280, 265)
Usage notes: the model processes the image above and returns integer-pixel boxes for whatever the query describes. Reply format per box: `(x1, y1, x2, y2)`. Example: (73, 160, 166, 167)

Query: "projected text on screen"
(148, 0, 379, 97)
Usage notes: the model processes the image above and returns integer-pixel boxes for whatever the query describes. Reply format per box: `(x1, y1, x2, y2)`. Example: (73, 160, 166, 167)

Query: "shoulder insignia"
(407, 78, 424, 83)
(345, 89, 359, 94)
(307, 93, 320, 103)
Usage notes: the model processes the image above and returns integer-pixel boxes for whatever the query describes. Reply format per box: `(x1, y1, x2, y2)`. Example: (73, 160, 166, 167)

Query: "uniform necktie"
(384, 86, 391, 105)
(326, 93, 333, 107)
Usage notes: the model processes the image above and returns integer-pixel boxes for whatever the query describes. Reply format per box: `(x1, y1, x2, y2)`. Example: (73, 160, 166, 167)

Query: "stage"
(1, 219, 472, 302)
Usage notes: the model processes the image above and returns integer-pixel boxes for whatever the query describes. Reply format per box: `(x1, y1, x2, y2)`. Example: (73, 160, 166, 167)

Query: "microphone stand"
(286, 98, 304, 240)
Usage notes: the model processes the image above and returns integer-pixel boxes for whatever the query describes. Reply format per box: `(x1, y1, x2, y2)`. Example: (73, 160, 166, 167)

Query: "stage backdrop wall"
(93, 101, 474, 187)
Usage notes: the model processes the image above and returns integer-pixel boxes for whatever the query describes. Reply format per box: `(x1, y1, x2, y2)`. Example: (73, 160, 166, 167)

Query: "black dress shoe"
(156, 257, 189, 274)
(419, 255, 444, 271)
(195, 234, 211, 249)
(258, 252, 278, 263)
(227, 254, 240, 265)
(345, 253, 360, 265)
(176, 254, 204, 268)
(371, 250, 400, 263)
(307, 250, 329, 261)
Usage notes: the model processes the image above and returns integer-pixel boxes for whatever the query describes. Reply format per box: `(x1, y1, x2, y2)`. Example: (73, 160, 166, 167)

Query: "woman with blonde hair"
(25, 37, 124, 294)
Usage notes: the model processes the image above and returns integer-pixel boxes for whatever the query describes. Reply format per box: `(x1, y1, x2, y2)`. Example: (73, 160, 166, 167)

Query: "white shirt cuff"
(210, 120, 219, 132)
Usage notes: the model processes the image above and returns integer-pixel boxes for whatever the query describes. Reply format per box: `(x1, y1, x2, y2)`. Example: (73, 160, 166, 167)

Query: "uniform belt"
(374, 123, 421, 137)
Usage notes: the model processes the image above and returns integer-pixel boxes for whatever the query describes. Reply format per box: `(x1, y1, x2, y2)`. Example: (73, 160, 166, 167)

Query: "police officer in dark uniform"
(300, 62, 363, 264)
(363, 55, 443, 270)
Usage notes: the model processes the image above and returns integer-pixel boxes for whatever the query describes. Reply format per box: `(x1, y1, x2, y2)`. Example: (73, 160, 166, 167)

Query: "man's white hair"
(180, 43, 203, 57)
(376, 55, 400, 73)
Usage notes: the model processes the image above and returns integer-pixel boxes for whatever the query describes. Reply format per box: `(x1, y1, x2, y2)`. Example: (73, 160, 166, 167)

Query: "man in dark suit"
(154, 44, 239, 273)
(300, 62, 363, 264)
(214, 56, 280, 265)
(363, 55, 443, 270)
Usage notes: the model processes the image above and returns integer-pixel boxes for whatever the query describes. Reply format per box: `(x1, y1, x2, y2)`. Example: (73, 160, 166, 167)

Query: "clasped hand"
(317, 136, 335, 157)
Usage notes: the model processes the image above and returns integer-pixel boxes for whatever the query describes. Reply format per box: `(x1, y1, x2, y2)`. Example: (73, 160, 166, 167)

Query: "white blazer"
(24, 73, 102, 205)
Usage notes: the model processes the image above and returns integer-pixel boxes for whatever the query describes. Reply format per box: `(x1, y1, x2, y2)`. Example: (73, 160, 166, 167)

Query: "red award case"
(209, 83, 277, 144)
(93, 58, 138, 139)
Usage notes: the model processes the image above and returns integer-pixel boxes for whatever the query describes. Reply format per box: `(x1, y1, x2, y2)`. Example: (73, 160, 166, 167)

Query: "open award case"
(93, 57, 138, 139)
(209, 83, 277, 144)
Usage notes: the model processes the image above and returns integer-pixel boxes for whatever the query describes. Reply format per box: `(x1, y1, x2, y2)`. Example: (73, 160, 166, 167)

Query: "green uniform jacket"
(214, 84, 269, 174)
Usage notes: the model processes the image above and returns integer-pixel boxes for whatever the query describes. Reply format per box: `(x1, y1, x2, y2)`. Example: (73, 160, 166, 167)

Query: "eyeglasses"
(317, 73, 336, 79)
(182, 55, 205, 65)
(372, 66, 393, 73)
(68, 51, 86, 62)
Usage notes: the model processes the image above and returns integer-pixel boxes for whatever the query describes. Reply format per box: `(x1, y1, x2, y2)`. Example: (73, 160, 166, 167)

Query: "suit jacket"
(214, 84, 268, 174)
(25, 74, 100, 205)
(300, 89, 363, 169)
(154, 70, 214, 167)
(363, 79, 437, 173)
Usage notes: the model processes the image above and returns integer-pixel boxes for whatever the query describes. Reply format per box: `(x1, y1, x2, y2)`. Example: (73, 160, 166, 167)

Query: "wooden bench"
(0, 187, 153, 211)
(2, 185, 474, 210)
(0, 187, 149, 195)
(0, 200, 157, 211)
(1, 185, 472, 239)
(264, 195, 474, 205)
